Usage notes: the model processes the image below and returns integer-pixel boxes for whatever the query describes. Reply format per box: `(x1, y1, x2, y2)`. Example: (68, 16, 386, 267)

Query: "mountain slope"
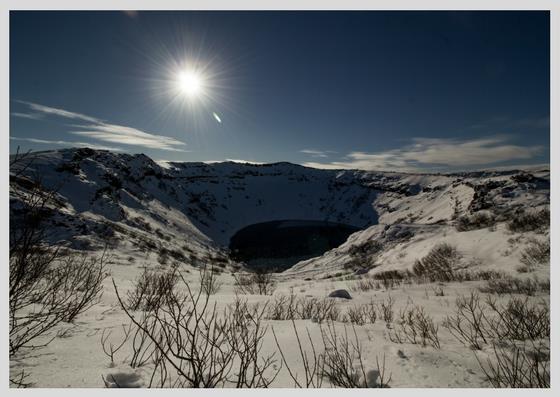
(10, 147, 549, 275)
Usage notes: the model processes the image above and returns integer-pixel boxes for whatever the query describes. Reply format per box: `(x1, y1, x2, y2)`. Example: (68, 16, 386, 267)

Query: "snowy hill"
(10, 147, 549, 275)
(9, 147, 550, 388)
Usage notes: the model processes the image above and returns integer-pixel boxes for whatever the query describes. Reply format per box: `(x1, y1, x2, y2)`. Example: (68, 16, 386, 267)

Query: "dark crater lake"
(229, 220, 360, 271)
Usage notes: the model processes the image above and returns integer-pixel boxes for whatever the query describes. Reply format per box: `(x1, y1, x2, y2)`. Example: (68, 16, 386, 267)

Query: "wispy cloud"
(304, 136, 543, 172)
(17, 101, 102, 123)
(70, 123, 187, 152)
(300, 149, 337, 158)
(11, 112, 44, 120)
(15, 101, 187, 152)
(10, 136, 123, 152)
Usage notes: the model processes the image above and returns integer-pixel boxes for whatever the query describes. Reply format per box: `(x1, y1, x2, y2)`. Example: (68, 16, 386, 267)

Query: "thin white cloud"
(300, 149, 337, 158)
(17, 101, 102, 123)
(15, 101, 187, 152)
(304, 136, 543, 172)
(10, 136, 123, 152)
(70, 123, 187, 152)
(11, 112, 44, 120)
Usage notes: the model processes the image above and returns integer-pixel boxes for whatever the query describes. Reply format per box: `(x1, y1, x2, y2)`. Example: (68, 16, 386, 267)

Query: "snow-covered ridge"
(10, 147, 549, 273)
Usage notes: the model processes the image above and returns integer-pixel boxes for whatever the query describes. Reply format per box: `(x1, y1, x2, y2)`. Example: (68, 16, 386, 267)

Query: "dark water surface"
(229, 220, 360, 271)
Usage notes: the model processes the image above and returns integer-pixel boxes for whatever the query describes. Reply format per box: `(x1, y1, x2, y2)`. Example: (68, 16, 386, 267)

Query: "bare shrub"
(346, 305, 367, 326)
(432, 286, 445, 296)
(113, 274, 280, 388)
(519, 238, 549, 271)
(362, 270, 408, 290)
(363, 300, 377, 324)
(537, 279, 550, 292)
(378, 296, 395, 323)
(445, 292, 550, 352)
(485, 296, 549, 341)
(252, 269, 276, 295)
(272, 320, 324, 387)
(232, 273, 255, 294)
(101, 323, 133, 365)
(479, 278, 518, 295)
(233, 269, 276, 295)
(380, 278, 400, 290)
(295, 296, 318, 320)
(389, 305, 440, 349)
(129, 318, 158, 369)
(507, 208, 549, 233)
(273, 321, 392, 388)
(10, 248, 107, 356)
(456, 211, 496, 232)
(412, 243, 461, 282)
(48, 253, 107, 322)
(264, 294, 342, 324)
(443, 292, 491, 350)
(126, 268, 177, 311)
(266, 293, 297, 321)
(479, 276, 547, 296)
(372, 270, 408, 280)
(467, 270, 507, 281)
(515, 265, 531, 274)
(10, 150, 107, 386)
(348, 241, 383, 268)
(313, 299, 341, 323)
(476, 342, 550, 388)
(226, 298, 280, 388)
(199, 265, 222, 295)
(342, 302, 378, 326)
(320, 323, 392, 388)
(351, 278, 379, 292)
(157, 251, 168, 266)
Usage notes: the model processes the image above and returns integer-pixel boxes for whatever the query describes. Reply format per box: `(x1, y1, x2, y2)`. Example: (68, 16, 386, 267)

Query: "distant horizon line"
(9, 145, 550, 175)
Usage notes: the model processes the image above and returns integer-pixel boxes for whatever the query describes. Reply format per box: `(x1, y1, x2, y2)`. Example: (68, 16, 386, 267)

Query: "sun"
(177, 70, 203, 97)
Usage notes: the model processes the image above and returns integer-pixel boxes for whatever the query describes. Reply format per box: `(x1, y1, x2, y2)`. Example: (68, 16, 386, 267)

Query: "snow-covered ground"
(9, 148, 550, 388)
(9, 264, 550, 388)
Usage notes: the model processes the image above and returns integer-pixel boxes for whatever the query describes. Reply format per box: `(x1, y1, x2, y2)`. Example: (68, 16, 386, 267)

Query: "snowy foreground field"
(9, 148, 550, 388)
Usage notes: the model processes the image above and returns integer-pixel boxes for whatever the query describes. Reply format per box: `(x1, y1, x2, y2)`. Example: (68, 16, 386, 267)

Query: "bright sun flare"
(177, 70, 202, 97)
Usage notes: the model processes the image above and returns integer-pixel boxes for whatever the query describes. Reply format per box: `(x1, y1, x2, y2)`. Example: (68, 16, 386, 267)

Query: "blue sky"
(10, 11, 549, 171)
